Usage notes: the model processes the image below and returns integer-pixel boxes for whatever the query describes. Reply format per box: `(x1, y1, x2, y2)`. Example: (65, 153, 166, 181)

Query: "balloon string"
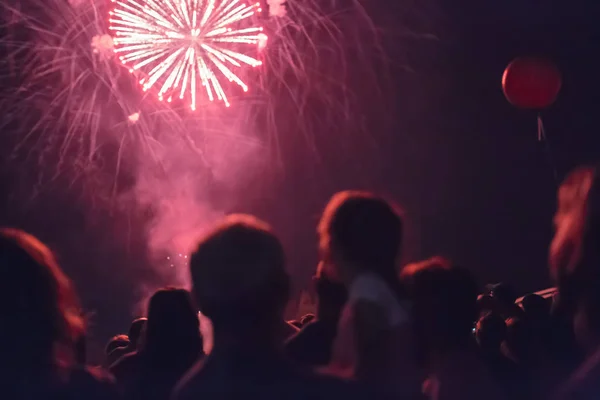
(537, 114, 545, 142)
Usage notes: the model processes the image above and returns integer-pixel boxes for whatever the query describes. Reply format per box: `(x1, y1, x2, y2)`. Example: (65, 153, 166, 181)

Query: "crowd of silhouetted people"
(2, 164, 600, 399)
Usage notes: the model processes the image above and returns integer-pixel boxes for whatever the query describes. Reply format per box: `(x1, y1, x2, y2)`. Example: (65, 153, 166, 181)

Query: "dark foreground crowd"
(2, 164, 600, 400)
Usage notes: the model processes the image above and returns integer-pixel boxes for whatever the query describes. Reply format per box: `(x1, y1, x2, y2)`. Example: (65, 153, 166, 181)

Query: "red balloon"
(502, 57, 562, 110)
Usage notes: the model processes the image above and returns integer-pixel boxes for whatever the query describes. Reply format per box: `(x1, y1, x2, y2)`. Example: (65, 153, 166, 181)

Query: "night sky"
(1, 0, 599, 357)
(275, 0, 600, 294)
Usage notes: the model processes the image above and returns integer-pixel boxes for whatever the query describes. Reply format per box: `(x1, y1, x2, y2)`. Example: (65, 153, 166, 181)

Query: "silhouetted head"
(128, 317, 147, 349)
(476, 312, 507, 353)
(487, 282, 521, 319)
(477, 294, 496, 316)
(143, 288, 202, 360)
(0, 228, 84, 370)
(105, 334, 130, 356)
(402, 257, 478, 361)
(550, 166, 599, 282)
(550, 165, 600, 350)
(319, 191, 403, 277)
(190, 215, 289, 343)
(488, 282, 517, 307)
(521, 294, 550, 319)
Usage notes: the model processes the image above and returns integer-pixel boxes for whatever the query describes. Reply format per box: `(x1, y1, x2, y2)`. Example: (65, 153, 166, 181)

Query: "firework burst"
(109, 0, 265, 109)
(0, 0, 395, 184)
(0, 0, 418, 316)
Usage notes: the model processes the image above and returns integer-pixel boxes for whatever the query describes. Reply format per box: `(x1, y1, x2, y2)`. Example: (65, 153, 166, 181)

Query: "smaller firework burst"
(109, 0, 266, 110)
(266, 0, 286, 17)
(91, 34, 115, 57)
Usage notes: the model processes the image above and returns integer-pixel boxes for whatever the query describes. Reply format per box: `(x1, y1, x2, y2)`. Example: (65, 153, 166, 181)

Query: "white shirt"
(328, 272, 411, 380)
(347, 272, 409, 326)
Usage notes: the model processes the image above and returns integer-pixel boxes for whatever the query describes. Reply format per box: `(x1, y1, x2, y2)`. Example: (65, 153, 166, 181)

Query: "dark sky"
(1, 0, 599, 357)
(269, 0, 600, 295)
(359, 0, 600, 291)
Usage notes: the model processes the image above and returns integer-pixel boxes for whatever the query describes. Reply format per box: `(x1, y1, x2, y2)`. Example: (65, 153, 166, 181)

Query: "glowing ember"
(91, 34, 115, 58)
(266, 0, 286, 17)
(128, 112, 141, 123)
(257, 33, 268, 52)
(109, 0, 264, 109)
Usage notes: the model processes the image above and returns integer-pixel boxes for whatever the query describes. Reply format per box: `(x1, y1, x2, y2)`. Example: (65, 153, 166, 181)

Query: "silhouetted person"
(521, 294, 550, 321)
(318, 191, 420, 396)
(475, 312, 527, 398)
(487, 282, 523, 320)
(127, 318, 148, 353)
(504, 318, 539, 366)
(402, 257, 503, 400)
(109, 318, 148, 368)
(548, 291, 581, 373)
(477, 293, 497, 318)
(0, 228, 119, 399)
(106, 334, 131, 367)
(549, 166, 600, 399)
(174, 215, 371, 400)
(476, 313, 506, 354)
(111, 288, 202, 400)
(286, 262, 348, 367)
(520, 294, 556, 371)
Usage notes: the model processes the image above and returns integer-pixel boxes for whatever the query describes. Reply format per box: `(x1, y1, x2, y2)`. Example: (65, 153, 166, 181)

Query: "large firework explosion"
(0, 0, 384, 163)
(0, 0, 390, 297)
(109, 0, 265, 109)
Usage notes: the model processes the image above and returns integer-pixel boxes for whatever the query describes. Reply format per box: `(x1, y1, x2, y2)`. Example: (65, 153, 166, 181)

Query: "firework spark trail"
(1, 0, 389, 171)
(109, 0, 265, 109)
(0, 1, 134, 166)
(0, 0, 399, 311)
(0, 0, 395, 224)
